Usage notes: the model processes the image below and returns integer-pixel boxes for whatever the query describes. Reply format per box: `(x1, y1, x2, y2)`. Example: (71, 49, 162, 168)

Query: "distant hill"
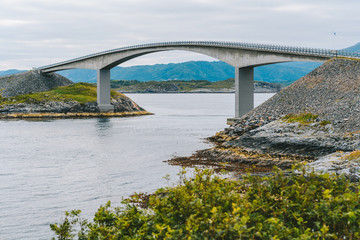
(0, 69, 27, 77)
(0, 62, 321, 87)
(343, 42, 360, 52)
(111, 79, 282, 93)
(56, 61, 321, 86)
(57, 61, 235, 83)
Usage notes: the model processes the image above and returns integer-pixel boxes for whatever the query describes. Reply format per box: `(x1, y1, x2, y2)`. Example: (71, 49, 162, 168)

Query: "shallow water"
(0, 93, 274, 239)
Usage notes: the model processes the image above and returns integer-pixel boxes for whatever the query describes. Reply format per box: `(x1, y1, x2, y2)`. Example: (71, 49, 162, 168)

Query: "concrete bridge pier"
(97, 68, 114, 112)
(235, 66, 254, 118)
(228, 66, 254, 124)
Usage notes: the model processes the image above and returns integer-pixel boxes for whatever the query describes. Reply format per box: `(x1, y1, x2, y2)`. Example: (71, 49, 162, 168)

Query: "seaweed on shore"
(166, 146, 313, 174)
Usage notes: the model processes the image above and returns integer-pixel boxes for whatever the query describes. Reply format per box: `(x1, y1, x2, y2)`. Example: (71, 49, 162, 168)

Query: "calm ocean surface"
(0, 93, 274, 239)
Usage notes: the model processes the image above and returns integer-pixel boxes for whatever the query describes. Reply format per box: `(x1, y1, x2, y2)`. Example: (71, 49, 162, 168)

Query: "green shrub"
(51, 167, 360, 239)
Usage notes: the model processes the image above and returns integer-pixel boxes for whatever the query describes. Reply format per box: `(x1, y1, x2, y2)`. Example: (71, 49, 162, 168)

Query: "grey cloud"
(0, 0, 359, 69)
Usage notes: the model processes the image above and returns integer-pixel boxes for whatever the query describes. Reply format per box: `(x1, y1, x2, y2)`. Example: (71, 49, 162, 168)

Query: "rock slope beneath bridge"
(169, 58, 360, 178)
(0, 70, 73, 97)
(235, 58, 360, 132)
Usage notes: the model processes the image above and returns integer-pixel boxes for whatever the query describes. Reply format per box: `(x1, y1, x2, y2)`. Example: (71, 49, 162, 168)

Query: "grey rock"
(306, 152, 360, 181)
(230, 120, 359, 158)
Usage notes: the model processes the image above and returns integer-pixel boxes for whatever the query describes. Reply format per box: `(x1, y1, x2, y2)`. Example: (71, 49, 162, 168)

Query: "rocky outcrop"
(0, 70, 73, 97)
(0, 73, 146, 116)
(305, 151, 360, 181)
(254, 81, 281, 93)
(0, 94, 144, 114)
(170, 58, 360, 175)
(112, 96, 145, 112)
(223, 119, 360, 158)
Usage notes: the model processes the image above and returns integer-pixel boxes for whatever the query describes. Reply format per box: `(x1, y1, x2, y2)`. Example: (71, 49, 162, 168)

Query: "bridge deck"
(38, 41, 360, 71)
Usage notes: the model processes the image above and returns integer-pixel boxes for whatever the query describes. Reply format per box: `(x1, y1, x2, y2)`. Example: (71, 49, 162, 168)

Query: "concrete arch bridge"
(38, 41, 359, 118)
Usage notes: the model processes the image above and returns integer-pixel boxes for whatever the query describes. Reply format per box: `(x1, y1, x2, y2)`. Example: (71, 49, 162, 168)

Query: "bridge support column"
(235, 66, 254, 118)
(97, 68, 114, 112)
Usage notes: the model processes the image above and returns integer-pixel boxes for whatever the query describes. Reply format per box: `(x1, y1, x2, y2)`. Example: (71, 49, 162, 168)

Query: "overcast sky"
(0, 0, 359, 70)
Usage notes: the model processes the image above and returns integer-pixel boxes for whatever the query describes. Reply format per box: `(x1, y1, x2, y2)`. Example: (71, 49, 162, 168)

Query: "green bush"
(51, 167, 360, 239)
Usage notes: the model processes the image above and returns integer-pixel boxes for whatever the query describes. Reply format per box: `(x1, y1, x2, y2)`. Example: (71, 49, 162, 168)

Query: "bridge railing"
(38, 41, 360, 70)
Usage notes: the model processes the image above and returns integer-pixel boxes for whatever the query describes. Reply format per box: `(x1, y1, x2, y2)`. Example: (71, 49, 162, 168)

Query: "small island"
(0, 70, 151, 118)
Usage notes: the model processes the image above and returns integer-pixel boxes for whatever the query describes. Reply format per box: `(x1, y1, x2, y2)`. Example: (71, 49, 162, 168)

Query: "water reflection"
(0, 93, 275, 240)
(95, 118, 112, 136)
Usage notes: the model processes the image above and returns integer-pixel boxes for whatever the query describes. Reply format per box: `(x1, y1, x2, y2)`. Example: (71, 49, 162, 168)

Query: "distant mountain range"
(0, 62, 320, 86)
(0, 69, 27, 76)
(1, 42, 358, 86)
(343, 42, 360, 52)
(54, 61, 321, 86)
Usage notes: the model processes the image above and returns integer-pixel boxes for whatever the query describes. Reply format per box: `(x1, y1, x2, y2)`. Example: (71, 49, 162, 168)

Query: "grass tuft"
(319, 120, 331, 126)
(282, 112, 318, 125)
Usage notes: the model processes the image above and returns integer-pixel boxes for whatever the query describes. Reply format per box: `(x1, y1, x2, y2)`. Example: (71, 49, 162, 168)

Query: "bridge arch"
(39, 41, 352, 118)
(39, 42, 329, 72)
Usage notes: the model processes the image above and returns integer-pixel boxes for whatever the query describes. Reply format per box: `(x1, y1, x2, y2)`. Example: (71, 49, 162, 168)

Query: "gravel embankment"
(234, 58, 360, 133)
(0, 70, 73, 97)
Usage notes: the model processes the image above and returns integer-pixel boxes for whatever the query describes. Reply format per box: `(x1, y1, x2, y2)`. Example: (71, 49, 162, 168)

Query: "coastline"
(168, 59, 360, 177)
(0, 111, 153, 119)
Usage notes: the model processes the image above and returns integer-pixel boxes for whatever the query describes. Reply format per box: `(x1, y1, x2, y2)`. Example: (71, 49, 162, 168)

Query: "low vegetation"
(110, 79, 281, 92)
(282, 113, 333, 128)
(0, 82, 125, 105)
(319, 120, 331, 126)
(51, 167, 360, 239)
(343, 150, 360, 161)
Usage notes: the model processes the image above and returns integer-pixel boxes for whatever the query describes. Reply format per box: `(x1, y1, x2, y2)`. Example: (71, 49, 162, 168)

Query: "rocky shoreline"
(112, 79, 281, 93)
(169, 113, 360, 179)
(169, 58, 360, 179)
(0, 111, 152, 119)
(0, 96, 146, 114)
(119, 89, 277, 94)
